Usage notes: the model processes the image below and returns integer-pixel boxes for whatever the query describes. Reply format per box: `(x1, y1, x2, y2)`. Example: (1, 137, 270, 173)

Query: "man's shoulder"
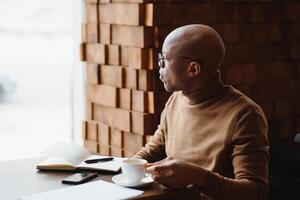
(226, 86, 265, 118)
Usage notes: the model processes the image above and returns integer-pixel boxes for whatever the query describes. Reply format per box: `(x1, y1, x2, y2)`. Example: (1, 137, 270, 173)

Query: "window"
(0, 0, 84, 161)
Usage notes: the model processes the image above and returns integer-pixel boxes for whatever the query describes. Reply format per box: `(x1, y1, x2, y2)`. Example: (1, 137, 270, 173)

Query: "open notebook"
(37, 142, 125, 173)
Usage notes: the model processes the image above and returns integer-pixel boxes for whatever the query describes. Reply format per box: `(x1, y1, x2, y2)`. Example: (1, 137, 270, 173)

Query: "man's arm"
(146, 106, 269, 200)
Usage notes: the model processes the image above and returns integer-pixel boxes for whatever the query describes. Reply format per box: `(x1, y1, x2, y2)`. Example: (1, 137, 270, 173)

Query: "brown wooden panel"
(100, 65, 125, 88)
(86, 43, 107, 64)
(86, 23, 98, 43)
(98, 123, 110, 145)
(87, 121, 98, 142)
(80, 43, 86, 61)
(94, 104, 114, 126)
(123, 149, 136, 158)
(99, 3, 144, 26)
(112, 108, 131, 132)
(99, 24, 111, 44)
(108, 44, 120, 65)
(84, 140, 98, 153)
(121, 47, 157, 69)
(87, 63, 99, 84)
(110, 146, 124, 157)
(110, 128, 123, 148)
(131, 111, 155, 135)
(82, 121, 87, 140)
(125, 68, 138, 90)
(99, 144, 110, 156)
(87, 84, 118, 108)
(119, 88, 131, 110)
(86, 3, 98, 23)
(132, 90, 147, 112)
(123, 132, 144, 153)
(147, 91, 171, 113)
(112, 25, 153, 48)
(81, 24, 87, 43)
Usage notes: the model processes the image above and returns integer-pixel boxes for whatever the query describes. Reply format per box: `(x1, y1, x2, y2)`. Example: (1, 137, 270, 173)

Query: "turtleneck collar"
(182, 71, 225, 105)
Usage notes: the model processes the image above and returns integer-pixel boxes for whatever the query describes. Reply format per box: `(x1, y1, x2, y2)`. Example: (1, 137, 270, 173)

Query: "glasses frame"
(158, 52, 201, 68)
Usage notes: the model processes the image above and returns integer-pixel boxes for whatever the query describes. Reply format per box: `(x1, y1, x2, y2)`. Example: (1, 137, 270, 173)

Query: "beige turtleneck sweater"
(135, 73, 269, 200)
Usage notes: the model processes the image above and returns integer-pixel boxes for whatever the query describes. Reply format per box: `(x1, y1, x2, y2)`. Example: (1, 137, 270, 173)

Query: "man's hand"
(146, 157, 207, 189)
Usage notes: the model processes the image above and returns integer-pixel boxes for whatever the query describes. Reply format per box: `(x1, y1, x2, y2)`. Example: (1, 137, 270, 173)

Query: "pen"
(85, 157, 114, 164)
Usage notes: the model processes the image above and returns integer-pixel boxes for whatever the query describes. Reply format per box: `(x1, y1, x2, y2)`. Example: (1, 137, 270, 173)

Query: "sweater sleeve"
(201, 106, 269, 200)
(133, 108, 167, 162)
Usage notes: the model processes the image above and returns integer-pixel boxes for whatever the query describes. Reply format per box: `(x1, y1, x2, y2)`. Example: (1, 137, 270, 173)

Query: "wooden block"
(86, 23, 98, 43)
(94, 104, 114, 126)
(112, 25, 153, 48)
(110, 146, 123, 157)
(125, 68, 138, 90)
(221, 24, 240, 44)
(98, 123, 110, 145)
(275, 100, 294, 119)
(86, 43, 107, 64)
(110, 128, 123, 148)
(82, 121, 87, 140)
(153, 26, 174, 49)
(99, 3, 144, 26)
(86, 3, 98, 23)
(147, 91, 171, 114)
(87, 84, 118, 107)
(99, 144, 110, 156)
(108, 45, 120, 65)
(138, 69, 152, 91)
(87, 101, 93, 120)
(123, 149, 135, 158)
(131, 111, 155, 135)
(145, 3, 171, 26)
(123, 132, 144, 153)
(121, 47, 157, 69)
(132, 90, 147, 112)
(87, 63, 99, 84)
(112, 108, 131, 132)
(87, 121, 98, 141)
(138, 69, 163, 91)
(119, 88, 131, 110)
(86, 0, 98, 3)
(99, 24, 111, 44)
(84, 140, 98, 153)
(81, 24, 87, 43)
(253, 24, 269, 43)
(258, 101, 274, 121)
(80, 43, 86, 61)
(170, 4, 217, 25)
(278, 119, 296, 139)
(100, 65, 125, 88)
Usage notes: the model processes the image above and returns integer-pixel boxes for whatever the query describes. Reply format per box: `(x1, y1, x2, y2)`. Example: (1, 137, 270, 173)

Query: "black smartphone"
(61, 172, 98, 185)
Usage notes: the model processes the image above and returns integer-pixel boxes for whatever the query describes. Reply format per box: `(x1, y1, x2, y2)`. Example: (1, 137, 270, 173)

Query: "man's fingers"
(146, 164, 167, 174)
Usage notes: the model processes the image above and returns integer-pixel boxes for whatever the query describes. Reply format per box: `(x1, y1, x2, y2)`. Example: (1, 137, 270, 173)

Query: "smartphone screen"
(62, 172, 98, 184)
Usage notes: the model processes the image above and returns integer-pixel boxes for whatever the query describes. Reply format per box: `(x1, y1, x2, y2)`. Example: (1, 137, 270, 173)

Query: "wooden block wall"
(81, 0, 300, 153)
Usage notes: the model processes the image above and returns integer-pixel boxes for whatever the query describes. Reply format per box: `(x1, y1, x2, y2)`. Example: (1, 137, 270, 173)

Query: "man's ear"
(187, 62, 201, 77)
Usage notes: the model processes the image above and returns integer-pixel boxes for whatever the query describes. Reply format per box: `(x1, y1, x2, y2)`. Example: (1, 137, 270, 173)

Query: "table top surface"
(0, 157, 200, 200)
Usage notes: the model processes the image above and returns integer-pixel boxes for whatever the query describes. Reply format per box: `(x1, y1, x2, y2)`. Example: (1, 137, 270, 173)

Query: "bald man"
(134, 24, 269, 200)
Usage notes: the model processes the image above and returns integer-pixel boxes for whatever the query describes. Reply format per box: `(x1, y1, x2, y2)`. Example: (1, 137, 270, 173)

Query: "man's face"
(158, 51, 189, 92)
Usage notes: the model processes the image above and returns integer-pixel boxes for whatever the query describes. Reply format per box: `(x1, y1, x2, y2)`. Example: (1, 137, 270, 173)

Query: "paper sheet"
(19, 180, 144, 200)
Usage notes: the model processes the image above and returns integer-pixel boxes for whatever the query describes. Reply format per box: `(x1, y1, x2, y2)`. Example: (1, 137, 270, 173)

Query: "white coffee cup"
(121, 158, 148, 184)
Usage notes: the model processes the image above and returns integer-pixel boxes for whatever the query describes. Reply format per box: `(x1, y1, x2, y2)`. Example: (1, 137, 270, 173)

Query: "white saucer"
(112, 174, 154, 188)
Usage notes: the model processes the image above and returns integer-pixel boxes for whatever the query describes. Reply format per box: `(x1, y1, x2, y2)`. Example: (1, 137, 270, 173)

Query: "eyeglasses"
(158, 52, 201, 68)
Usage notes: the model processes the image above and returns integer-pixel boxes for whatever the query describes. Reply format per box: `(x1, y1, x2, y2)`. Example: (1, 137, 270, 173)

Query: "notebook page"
(19, 180, 144, 200)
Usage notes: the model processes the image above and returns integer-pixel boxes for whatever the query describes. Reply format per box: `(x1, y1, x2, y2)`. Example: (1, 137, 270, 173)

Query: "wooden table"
(0, 157, 201, 200)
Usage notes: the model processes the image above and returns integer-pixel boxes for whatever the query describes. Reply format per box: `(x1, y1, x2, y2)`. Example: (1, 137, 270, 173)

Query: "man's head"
(158, 24, 225, 93)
